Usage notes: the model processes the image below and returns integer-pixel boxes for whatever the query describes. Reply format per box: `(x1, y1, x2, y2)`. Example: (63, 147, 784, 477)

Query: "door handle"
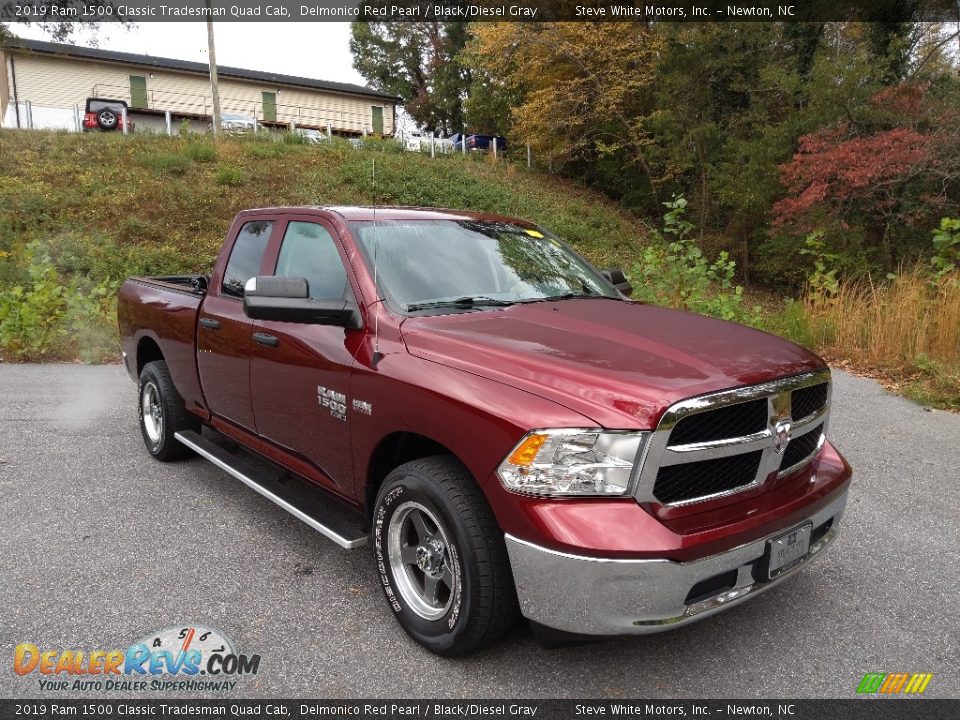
(199, 318, 221, 331)
(253, 332, 279, 348)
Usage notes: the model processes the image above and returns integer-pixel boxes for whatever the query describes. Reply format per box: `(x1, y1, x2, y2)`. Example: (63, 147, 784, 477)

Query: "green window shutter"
(371, 106, 384, 135)
(129, 76, 147, 109)
(262, 92, 277, 123)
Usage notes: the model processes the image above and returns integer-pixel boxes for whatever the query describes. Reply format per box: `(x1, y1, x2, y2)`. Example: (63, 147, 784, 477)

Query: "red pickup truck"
(118, 206, 852, 656)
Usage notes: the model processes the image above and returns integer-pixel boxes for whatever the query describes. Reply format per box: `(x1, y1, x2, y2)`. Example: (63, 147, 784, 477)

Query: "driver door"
(249, 217, 360, 497)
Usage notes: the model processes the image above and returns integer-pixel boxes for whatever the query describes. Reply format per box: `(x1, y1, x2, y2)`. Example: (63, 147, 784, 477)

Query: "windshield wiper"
(405, 296, 516, 312)
(520, 291, 611, 303)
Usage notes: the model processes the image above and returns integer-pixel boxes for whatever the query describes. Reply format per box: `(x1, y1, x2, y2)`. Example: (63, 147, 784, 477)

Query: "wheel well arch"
(365, 432, 464, 518)
(136, 335, 164, 376)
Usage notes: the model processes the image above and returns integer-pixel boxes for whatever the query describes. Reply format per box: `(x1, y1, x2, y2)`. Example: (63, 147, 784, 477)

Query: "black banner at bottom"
(1, 699, 957, 720)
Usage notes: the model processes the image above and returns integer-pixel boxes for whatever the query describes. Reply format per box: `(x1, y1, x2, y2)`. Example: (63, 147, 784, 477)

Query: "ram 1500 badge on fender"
(118, 206, 852, 656)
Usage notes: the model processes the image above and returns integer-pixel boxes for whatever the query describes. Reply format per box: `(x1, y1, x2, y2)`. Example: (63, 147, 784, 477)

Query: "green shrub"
(630, 196, 758, 323)
(246, 140, 291, 159)
(0, 241, 120, 361)
(63, 279, 121, 363)
(760, 298, 827, 349)
(215, 166, 245, 186)
(903, 354, 960, 410)
(931, 217, 960, 281)
(799, 230, 841, 309)
(138, 151, 191, 175)
(0, 242, 67, 358)
(185, 141, 217, 163)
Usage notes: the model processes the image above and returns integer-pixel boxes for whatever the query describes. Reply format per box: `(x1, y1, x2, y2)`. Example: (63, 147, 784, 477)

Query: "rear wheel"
(138, 360, 198, 461)
(372, 456, 519, 656)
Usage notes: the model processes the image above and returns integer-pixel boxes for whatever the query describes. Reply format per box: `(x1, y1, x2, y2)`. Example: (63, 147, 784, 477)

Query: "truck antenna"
(371, 158, 383, 368)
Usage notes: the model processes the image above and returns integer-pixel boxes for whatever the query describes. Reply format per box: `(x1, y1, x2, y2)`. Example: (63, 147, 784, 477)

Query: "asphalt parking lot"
(1, 364, 957, 699)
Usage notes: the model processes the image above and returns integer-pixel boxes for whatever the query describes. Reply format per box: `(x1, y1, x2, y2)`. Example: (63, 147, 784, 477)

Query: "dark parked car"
(82, 98, 133, 132)
(451, 133, 508, 153)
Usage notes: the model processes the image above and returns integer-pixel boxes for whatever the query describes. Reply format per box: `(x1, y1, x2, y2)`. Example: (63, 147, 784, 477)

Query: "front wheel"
(372, 456, 519, 656)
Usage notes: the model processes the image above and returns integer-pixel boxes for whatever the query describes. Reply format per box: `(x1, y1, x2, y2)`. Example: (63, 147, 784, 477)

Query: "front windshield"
(349, 220, 618, 311)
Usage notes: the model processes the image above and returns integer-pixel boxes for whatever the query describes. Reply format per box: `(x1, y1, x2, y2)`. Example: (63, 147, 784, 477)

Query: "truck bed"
(117, 275, 208, 416)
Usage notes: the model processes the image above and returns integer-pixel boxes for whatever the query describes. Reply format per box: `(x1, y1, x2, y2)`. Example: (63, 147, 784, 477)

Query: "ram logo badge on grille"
(773, 419, 792, 454)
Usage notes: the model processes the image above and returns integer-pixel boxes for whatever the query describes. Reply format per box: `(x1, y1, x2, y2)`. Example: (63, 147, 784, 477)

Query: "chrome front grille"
(634, 369, 831, 506)
(653, 450, 764, 505)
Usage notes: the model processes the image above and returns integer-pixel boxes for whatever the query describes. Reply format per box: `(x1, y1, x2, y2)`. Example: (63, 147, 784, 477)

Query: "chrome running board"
(175, 430, 367, 549)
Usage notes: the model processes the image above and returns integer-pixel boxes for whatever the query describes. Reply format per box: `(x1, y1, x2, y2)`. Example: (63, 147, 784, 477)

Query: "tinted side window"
(275, 222, 348, 301)
(222, 221, 273, 297)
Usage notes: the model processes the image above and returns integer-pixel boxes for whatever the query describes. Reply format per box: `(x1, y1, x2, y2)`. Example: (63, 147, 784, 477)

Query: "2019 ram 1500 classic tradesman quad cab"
(118, 206, 852, 656)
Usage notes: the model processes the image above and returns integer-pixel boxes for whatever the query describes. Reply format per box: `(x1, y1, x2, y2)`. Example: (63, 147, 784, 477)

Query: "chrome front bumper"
(505, 490, 847, 636)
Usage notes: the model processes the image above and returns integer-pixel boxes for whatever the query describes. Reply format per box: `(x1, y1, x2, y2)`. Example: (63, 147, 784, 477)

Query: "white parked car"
(217, 112, 257, 134)
(403, 130, 425, 152)
(295, 128, 327, 144)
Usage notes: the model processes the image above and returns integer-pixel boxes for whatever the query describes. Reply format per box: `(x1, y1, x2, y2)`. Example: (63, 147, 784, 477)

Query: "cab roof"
(235, 206, 537, 227)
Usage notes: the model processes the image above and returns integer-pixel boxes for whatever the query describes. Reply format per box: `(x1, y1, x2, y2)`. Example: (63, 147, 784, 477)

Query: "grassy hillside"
(2, 130, 956, 412)
(0, 130, 646, 286)
(0, 129, 648, 361)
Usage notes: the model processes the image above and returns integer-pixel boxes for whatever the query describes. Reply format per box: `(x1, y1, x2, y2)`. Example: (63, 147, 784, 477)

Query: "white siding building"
(1, 38, 399, 136)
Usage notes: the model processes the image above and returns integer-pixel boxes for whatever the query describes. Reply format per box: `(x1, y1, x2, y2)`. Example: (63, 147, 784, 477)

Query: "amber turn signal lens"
(507, 433, 547, 466)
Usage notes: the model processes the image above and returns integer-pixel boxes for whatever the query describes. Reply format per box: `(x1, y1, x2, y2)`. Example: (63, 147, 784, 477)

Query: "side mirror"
(243, 276, 363, 329)
(602, 268, 633, 297)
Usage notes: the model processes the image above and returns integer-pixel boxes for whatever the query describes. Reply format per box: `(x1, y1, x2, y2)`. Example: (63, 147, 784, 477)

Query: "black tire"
(96, 109, 118, 130)
(138, 360, 198, 461)
(372, 456, 519, 656)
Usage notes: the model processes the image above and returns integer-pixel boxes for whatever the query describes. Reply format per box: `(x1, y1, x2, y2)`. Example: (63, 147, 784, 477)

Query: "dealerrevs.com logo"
(13, 625, 261, 693)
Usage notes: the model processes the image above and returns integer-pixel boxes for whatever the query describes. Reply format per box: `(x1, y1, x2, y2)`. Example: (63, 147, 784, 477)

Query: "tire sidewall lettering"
(374, 481, 465, 636)
(445, 541, 463, 631)
(374, 486, 404, 613)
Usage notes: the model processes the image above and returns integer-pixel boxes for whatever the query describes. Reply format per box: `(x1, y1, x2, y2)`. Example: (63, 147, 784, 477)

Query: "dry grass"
(799, 270, 960, 409)
(807, 270, 960, 366)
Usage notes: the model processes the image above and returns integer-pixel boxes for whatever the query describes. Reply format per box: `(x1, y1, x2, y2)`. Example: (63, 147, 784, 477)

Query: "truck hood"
(400, 298, 825, 428)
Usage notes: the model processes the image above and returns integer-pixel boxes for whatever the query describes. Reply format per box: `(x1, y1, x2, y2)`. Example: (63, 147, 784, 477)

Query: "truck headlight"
(497, 429, 649, 496)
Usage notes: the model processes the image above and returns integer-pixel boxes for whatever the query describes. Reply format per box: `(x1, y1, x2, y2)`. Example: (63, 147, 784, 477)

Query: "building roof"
(4, 38, 401, 103)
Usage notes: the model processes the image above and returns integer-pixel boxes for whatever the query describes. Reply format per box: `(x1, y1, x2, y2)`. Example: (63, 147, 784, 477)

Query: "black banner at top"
(2, 0, 960, 22)
(0, 700, 959, 720)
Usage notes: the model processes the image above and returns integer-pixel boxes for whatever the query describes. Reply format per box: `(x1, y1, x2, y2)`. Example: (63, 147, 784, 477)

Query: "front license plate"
(767, 523, 812, 579)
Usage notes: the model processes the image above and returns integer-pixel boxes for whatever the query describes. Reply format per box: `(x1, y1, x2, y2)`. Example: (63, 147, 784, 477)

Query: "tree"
(469, 23, 663, 200)
(350, 22, 470, 135)
(772, 82, 960, 272)
(1, 0, 127, 45)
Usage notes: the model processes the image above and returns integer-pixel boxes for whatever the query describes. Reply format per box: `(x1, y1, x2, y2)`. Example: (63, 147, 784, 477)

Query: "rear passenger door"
(249, 217, 360, 496)
(197, 218, 276, 433)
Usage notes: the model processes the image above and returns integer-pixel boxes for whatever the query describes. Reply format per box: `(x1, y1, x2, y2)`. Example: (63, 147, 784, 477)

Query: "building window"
(371, 106, 384, 135)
